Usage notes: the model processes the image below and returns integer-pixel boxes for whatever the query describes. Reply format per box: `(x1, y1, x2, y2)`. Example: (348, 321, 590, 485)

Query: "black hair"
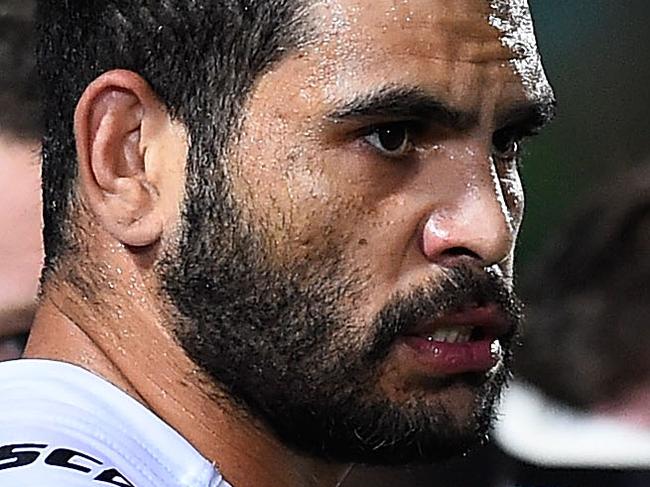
(37, 0, 309, 279)
(516, 163, 650, 410)
(0, 0, 40, 139)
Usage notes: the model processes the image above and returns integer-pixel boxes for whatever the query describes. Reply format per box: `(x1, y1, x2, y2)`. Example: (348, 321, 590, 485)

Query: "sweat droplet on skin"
(488, 0, 552, 102)
(490, 340, 503, 360)
(425, 215, 450, 241)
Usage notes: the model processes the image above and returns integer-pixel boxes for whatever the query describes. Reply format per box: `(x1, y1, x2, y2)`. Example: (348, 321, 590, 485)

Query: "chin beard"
(159, 198, 521, 465)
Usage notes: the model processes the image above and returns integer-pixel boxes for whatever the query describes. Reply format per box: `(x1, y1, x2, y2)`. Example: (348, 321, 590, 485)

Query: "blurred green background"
(518, 1, 650, 267)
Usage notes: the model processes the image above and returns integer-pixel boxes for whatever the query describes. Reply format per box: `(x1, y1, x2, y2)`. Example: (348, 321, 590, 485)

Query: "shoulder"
(0, 359, 143, 487)
(0, 442, 135, 486)
(494, 382, 650, 468)
(0, 359, 225, 487)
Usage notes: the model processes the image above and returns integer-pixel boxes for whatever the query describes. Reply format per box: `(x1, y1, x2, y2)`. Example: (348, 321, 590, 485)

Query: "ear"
(74, 70, 182, 247)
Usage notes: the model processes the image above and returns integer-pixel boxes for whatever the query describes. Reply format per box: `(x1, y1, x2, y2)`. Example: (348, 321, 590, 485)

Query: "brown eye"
(364, 123, 412, 157)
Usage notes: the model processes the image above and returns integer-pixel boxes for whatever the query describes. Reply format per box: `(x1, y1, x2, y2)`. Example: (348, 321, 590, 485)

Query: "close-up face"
(162, 0, 554, 465)
(238, 0, 552, 275)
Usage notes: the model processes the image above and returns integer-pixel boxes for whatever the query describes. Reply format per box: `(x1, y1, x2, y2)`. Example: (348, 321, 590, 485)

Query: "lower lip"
(398, 336, 502, 376)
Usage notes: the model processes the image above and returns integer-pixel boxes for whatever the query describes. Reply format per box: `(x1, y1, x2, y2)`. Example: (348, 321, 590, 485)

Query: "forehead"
(326, 0, 543, 88)
(315, 0, 505, 58)
(261, 0, 551, 118)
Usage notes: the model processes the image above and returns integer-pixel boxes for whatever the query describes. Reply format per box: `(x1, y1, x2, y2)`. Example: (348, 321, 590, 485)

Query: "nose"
(420, 164, 516, 268)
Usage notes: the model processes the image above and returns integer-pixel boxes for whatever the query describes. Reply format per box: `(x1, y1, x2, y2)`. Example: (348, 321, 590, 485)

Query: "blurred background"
(518, 0, 650, 266)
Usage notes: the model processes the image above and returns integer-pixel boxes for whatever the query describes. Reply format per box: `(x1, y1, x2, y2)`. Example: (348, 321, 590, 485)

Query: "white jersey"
(495, 381, 650, 469)
(0, 359, 232, 487)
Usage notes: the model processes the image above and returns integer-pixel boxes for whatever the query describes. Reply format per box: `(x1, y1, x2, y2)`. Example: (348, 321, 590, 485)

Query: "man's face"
(163, 0, 553, 464)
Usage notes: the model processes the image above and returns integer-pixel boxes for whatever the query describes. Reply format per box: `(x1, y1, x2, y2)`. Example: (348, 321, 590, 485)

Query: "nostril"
(441, 246, 482, 260)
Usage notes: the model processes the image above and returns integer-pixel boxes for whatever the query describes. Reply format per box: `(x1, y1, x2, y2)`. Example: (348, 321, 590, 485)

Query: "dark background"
(518, 0, 650, 266)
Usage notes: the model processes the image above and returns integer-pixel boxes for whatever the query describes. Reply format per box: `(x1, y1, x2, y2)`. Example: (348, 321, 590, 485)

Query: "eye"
(363, 123, 414, 158)
(492, 129, 521, 163)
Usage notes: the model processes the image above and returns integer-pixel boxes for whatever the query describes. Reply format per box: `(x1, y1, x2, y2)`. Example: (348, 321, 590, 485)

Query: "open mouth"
(417, 325, 489, 344)
(396, 304, 511, 376)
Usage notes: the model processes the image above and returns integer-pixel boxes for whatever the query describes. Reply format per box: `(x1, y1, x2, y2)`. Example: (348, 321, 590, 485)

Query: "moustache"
(364, 264, 523, 363)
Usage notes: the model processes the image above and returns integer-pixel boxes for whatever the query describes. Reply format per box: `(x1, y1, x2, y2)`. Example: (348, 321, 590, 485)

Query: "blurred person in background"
(494, 163, 650, 487)
(0, 0, 42, 360)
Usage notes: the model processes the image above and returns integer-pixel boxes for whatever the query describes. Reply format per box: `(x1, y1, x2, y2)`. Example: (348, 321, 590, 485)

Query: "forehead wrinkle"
(251, 0, 550, 135)
(315, 0, 516, 55)
(356, 25, 513, 66)
(314, 56, 531, 122)
(306, 3, 540, 92)
(384, 51, 515, 66)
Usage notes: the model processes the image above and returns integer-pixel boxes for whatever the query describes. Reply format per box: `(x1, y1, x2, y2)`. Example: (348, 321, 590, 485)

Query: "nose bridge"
(420, 150, 514, 267)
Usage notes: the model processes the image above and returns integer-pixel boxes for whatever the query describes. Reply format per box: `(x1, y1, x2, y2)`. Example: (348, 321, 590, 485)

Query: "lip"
(406, 304, 512, 339)
(396, 304, 511, 376)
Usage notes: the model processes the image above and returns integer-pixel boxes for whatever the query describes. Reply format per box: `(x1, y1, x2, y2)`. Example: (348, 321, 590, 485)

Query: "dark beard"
(159, 194, 522, 465)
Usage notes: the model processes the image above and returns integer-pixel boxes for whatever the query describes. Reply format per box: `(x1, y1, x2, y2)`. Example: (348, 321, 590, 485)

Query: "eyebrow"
(326, 85, 556, 134)
(327, 86, 478, 131)
(498, 96, 557, 135)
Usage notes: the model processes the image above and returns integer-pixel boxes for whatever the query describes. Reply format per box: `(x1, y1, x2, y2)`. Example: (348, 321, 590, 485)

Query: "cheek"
(234, 143, 370, 264)
(283, 182, 363, 259)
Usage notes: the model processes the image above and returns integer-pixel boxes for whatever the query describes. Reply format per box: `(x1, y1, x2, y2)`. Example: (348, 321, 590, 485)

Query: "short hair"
(37, 1, 309, 278)
(0, 0, 40, 139)
(516, 163, 650, 410)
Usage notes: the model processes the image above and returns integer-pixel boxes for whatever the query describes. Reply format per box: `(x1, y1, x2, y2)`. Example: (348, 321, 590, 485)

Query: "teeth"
(457, 328, 472, 342)
(490, 339, 503, 358)
(426, 327, 473, 343)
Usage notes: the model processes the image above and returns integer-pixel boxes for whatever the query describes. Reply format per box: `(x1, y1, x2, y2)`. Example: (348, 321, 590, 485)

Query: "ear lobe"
(75, 70, 164, 248)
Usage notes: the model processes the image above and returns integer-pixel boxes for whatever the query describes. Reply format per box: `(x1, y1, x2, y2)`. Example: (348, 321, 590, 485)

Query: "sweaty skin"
(234, 0, 543, 421)
(25, 1, 553, 486)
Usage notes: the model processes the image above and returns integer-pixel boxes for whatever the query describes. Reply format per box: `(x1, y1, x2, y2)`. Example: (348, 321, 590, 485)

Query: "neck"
(25, 275, 351, 487)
